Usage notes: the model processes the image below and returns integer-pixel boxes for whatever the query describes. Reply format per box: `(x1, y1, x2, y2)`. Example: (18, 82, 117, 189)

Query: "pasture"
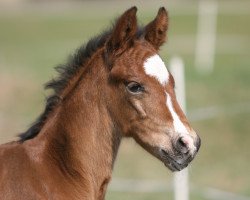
(0, 0, 249, 199)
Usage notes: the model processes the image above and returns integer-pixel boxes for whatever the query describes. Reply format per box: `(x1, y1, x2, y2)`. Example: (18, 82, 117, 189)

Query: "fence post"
(195, 0, 218, 74)
(170, 57, 188, 200)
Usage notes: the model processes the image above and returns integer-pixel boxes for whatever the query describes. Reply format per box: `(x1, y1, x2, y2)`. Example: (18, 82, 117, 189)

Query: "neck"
(27, 57, 122, 199)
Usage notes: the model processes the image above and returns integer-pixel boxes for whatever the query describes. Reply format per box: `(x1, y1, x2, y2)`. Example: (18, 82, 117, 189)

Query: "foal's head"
(104, 7, 200, 171)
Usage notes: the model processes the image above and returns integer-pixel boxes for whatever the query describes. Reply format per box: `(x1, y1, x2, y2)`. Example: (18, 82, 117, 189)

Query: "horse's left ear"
(144, 7, 168, 51)
(106, 7, 138, 57)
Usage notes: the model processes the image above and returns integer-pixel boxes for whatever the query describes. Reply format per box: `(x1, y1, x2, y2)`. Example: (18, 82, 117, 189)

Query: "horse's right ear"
(144, 7, 168, 51)
(106, 7, 138, 58)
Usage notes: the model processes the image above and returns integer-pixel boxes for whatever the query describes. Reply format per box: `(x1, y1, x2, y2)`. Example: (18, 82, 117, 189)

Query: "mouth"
(160, 149, 192, 172)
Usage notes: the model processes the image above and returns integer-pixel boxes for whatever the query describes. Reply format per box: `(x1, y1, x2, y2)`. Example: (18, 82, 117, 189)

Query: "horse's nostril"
(178, 137, 186, 147)
(176, 137, 189, 154)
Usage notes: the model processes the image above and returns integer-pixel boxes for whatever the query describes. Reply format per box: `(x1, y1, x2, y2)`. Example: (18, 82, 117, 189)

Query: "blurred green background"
(0, 0, 249, 199)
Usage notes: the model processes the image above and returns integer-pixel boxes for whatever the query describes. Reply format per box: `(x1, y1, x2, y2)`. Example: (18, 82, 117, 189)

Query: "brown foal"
(0, 7, 200, 200)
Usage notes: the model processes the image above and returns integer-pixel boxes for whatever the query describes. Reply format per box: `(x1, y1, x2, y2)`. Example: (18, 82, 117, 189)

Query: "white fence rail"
(170, 57, 189, 200)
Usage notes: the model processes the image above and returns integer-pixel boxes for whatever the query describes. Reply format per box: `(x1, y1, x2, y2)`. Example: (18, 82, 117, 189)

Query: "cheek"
(132, 100, 147, 118)
(147, 95, 174, 125)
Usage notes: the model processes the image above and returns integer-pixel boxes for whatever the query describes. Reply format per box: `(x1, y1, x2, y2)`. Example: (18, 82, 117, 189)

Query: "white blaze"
(143, 54, 194, 149)
(143, 54, 188, 134)
(166, 93, 188, 135)
(166, 92, 196, 151)
(143, 54, 169, 85)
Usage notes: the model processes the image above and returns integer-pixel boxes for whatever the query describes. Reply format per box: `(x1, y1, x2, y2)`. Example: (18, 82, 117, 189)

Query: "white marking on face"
(143, 54, 169, 85)
(166, 92, 196, 152)
(166, 92, 188, 135)
(143, 54, 196, 152)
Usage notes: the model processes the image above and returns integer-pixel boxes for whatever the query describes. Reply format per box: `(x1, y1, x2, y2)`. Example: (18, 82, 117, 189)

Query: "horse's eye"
(126, 82, 144, 94)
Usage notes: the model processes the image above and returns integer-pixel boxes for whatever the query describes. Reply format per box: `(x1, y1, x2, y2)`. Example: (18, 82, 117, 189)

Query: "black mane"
(19, 29, 111, 142)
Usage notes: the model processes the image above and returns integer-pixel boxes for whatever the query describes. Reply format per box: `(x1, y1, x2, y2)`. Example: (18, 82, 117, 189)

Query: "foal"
(0, 7, 200, 200)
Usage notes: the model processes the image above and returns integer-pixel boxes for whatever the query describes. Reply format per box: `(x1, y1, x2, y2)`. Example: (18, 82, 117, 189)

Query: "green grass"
(0, 1, 250, 199)
(106, 191, 172, 200)
(106, 190, 206, 200)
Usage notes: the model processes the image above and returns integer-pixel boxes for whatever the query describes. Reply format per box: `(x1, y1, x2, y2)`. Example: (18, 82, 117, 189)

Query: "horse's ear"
(144, 7, 168, 51)
(106, 7, 138, 56)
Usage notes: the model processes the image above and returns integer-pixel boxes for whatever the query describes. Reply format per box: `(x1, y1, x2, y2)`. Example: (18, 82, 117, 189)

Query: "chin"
(159, 148, 195, 172)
